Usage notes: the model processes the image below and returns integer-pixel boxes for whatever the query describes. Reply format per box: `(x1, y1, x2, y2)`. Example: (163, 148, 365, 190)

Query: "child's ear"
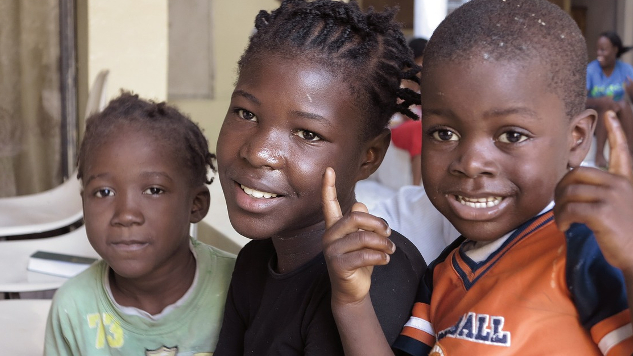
(568, 109, 597, 168)
(356, 128, 391, 181)
(190, 185, 211, 223)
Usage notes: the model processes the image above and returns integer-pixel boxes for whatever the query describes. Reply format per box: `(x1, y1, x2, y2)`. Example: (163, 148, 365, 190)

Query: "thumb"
(322, 167, 343, 229)
(351, 202, 368, 214)
(605, 110, 633, 180)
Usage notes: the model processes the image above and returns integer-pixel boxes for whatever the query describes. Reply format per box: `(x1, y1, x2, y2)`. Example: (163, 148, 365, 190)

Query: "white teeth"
(240, 185, 278, 199)
(456, 195, 502, 208)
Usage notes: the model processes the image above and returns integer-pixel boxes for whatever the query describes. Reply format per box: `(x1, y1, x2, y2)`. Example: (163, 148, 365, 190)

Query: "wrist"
(331, 293, 372, 314)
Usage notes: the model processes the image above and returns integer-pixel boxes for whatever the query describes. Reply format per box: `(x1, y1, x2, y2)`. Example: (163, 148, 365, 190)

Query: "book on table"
(27, 251, 98, 278)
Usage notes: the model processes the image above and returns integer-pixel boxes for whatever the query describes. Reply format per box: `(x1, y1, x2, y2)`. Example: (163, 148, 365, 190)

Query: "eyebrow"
(84, 173, 109, 185)
(289, 110, 333, 127)
(84, 171, 173, 185)
(483, 107, 540, 119)
(232, 89, 260, 105)
(424, 107, 540, 121)
(138, 171, 175, 185)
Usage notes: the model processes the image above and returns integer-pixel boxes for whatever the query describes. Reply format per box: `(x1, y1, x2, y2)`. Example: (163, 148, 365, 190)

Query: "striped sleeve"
(565, 223, 633, 355)
(393, 259, 437, 355)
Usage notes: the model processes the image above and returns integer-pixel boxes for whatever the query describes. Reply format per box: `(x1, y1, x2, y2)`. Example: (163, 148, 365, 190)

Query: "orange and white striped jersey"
(394, 210, 633, 355)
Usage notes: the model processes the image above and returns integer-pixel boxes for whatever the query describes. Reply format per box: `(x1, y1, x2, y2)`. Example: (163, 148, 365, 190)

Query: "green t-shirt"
(44, 238, 236, 356)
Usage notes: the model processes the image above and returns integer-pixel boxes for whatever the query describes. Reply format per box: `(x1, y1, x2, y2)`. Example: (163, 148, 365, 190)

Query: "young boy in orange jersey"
(321, 0, 633, 354)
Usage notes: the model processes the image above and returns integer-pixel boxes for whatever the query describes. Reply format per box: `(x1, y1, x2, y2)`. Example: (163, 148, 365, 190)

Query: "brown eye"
(498, 131, 528, 143)
(143, 187, 165, 195)
(95, 188, 115, 198)
(431, 129, 459, 141)
(295, 129, 321, 141)
(237, 109, 257, 122)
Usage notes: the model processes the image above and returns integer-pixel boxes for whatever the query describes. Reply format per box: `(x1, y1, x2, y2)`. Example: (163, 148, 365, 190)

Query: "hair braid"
(77, 92, 216, 186)
(240, 0, 421, 138)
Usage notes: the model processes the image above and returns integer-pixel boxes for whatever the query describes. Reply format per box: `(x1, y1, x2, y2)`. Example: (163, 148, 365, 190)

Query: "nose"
(449, 138, 499, 178)
(110, 191, 144, 227)
(239, 127, 285, 170)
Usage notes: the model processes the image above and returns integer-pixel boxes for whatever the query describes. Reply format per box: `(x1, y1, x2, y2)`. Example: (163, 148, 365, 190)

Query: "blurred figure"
(388, 38, 427, 185)
(408, 37, 428, 67)
(586, 31, 633, 168)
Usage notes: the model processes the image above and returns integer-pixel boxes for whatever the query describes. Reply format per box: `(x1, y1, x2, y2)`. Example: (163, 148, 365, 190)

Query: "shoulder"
(192, 239, 236, 264)
(388, 230, 426, 274)
(370, 230, 426, 344)
(587, 59, 601, 72)
(616, 60, 633, 73)
(371, 229, 425, 297)
(51, 261, 106, 310)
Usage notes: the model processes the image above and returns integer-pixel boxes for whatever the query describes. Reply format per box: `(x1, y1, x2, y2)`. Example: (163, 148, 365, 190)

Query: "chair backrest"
(84, 69, 110, 121)
(0, 225, 99, 293)
(0, 299, 52, 355)
(0, 175, 83, 237)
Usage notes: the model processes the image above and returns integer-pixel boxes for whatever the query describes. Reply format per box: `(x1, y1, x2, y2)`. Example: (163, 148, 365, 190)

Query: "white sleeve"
(369, 186, 460, 263)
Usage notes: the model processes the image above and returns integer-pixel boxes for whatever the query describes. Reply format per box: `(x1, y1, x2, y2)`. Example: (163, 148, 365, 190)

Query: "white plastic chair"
(0, 225, 99, 296)
(0, 70, 110, 238)
(0, 299, 51, 356)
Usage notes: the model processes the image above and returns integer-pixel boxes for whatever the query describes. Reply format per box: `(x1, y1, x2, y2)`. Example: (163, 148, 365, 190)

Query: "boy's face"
(217, 57, 376, 240)
(421, 59, 581, 242)
(81, 127, 206, 279)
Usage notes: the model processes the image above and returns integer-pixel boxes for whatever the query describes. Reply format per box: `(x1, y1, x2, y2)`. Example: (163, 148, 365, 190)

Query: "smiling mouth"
(240, 184, 279, 199)
(455, 195, 503, 208)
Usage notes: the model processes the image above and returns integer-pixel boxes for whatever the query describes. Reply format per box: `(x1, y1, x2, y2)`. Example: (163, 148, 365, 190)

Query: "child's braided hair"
(77, 92, 215, 186)
(240, 0, 421, 138)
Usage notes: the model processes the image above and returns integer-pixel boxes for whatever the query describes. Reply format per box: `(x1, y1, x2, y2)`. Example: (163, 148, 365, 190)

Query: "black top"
(214, 230, 425, 356)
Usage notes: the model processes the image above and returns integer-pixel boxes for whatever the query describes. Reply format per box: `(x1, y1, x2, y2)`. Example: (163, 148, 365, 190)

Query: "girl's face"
(597, 36, 617, 69)
(82, 126, 207, 280)
(217, 57, 379, 240)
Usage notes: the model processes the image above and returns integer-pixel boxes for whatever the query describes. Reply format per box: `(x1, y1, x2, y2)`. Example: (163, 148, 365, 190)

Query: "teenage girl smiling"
(214, 0, 426, 354)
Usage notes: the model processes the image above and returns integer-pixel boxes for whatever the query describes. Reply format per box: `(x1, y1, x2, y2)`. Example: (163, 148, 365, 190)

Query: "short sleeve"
(565, 223, 633, 355)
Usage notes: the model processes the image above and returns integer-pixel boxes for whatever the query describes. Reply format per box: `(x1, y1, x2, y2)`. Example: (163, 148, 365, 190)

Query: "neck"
(271, 222, 326, 274)
(602, 62, 616, 76)
(109, 250, 196, 315)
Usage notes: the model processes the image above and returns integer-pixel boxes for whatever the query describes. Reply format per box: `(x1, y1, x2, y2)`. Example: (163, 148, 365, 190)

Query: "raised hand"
(322, 167, 395, 305)
(554, 110, 633, 272)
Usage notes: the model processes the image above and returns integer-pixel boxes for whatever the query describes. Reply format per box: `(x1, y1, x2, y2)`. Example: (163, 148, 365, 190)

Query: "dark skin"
(322, 59, 633, 355)
(216, 55, 390, 274)
(586, 35, 633, 168)
(81, 125, 210, 315)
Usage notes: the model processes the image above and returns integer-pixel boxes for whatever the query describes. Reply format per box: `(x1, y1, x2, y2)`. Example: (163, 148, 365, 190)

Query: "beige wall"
(171, 0, 279, 152)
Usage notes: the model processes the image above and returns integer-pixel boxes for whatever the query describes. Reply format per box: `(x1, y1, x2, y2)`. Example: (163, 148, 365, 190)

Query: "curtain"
(0, 0, 62, 197)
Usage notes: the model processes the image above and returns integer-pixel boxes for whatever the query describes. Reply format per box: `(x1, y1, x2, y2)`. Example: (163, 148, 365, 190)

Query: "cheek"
(421, 151, 445, 183)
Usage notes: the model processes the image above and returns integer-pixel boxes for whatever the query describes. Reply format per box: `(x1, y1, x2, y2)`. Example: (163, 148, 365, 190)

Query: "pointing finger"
(605, 110, 633, 180)
(322, 167, 343, 229)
